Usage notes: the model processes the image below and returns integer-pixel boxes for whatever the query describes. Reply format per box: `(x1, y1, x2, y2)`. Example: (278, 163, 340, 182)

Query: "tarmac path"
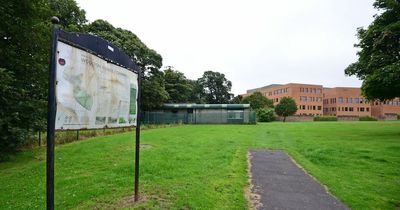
(249, 150, 349, 210)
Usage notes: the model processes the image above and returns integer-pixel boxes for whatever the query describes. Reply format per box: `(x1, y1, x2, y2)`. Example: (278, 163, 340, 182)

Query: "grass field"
(1, 121, 399, 209)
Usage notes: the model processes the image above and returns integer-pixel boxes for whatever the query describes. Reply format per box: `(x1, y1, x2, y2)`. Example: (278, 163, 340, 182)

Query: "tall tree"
(49, 0, 87, 31)
(86, 20, 166, 110)
(345, 0, 400, 101)
(164, 67, 193, 103)
(197, 71, 233, 104)
(0, 0, 53, 158)
(230, 95, 243, 104)
(241, 92, 274, 109)
(275, 97, 298, 122)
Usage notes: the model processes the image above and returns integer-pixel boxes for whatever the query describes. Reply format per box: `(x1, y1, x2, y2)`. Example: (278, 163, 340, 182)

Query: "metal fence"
(142, 111, 256, 124)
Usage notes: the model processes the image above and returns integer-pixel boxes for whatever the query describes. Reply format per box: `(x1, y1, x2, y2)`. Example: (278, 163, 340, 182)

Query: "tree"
(141, 70, 169, 111)
(241, 92, 274, 109)
(230, 95, 243, 104)
(164, 67, 193, 103)
(86, 20, 165, 110)
(256, 108, 275, 122)
(345, 0, 400, 101)
(50, 0, 87, 31)
(197, 71, 233, 104)
(275, 97, 298, 122)
(187, 79, 206, 103)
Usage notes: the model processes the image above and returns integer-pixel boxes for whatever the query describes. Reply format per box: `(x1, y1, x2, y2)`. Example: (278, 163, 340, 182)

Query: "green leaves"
(275, 97, 298, 122)
(241, 92, 274, 110)
(197, 71, 233, 104)
(345, 0, 400, 100)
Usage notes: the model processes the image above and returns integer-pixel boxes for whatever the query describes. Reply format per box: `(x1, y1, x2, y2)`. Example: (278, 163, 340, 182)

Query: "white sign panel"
(55, 41, 138, 129)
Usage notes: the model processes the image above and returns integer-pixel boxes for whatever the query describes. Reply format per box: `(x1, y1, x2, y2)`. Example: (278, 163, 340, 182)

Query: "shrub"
(359, 116, 378, 121)
(314, 116, 338, 121)
(256, 108, 275, 122)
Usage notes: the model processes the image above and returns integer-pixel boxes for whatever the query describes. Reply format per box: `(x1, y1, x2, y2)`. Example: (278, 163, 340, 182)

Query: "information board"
(55, 41, 138, 129)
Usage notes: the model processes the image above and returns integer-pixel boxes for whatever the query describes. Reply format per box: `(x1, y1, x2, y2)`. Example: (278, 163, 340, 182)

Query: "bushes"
(256, 108, 275, 122)
(359, 116, 378, 121)
(314, 116, 338, 121)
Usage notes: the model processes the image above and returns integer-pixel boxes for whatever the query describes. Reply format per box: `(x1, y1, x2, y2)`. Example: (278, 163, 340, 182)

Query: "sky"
(75, 0, 377, 95)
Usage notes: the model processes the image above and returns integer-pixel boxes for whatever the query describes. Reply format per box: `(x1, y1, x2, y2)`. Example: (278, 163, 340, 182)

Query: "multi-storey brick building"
(371, 98, 400, 120)
(243, 83, 400, 119)
(245, 83, 324, 116)
(323, 87, 371, 117)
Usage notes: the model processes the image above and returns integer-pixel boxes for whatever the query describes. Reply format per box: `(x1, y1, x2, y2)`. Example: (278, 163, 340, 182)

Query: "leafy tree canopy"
(163, 67, 194, 103)
(275, 97, 298, 122)
(241, 92, 274, 109)
(345, 0, 400, 101)
(197, 71, 233, 104)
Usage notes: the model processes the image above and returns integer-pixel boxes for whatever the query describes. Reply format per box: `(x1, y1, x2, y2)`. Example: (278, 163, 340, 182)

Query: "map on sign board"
(55, 41, 138, 129)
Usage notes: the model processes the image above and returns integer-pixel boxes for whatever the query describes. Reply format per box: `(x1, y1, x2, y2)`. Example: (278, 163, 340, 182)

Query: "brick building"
(243, 83, 400, 119)
(245, 83, 323, 116)
(371, 98, 400, 120)
(323, 87, 371, 117)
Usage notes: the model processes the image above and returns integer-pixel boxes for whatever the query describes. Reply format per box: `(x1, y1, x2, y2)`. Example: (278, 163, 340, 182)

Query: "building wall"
(244, 83, 323, 116)
(371, 99, 400, 119)
(245, 83, 400, 118)
(323, 87, 371, 117)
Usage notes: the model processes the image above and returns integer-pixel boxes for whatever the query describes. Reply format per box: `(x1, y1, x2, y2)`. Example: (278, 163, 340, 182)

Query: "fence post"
(76, 130, 79, 140)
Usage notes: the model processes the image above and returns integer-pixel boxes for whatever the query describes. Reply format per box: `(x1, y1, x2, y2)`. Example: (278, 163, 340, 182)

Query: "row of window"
(299, 87, 322, 94)
(299, 105, 322, 111)
(324, 97, 368, 104)
(375, 100, 400, 106)
(300, 96, 322, 102)
(324, 107, 370, 112)
(267, 88, 290, 96)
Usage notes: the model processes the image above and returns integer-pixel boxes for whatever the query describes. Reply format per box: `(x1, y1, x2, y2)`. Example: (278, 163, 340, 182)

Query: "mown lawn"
(0, 121, 399, 209)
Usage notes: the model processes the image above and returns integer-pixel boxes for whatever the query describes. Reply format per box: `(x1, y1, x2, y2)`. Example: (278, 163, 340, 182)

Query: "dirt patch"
(245, 151, 263, 210)
(120, 194, 148, 208)
(140, 144, 153, 149)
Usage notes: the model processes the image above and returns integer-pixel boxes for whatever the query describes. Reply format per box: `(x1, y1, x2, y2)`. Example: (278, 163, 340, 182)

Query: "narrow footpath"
(249, 150, 349, 210)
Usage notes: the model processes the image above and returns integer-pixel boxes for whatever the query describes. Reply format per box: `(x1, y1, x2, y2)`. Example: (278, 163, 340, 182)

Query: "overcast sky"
(76, 0, 377, 95)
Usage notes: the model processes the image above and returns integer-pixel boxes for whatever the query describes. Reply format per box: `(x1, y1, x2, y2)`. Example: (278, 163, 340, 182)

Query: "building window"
(305, 88, 308, 93)
(317, 106, 322, 110)
(366, 107, 370, 112)
(338, 97, 343, 103)
(349, 107, 354, 111)
(313, 106, 316, 110)
(300, 87, 304, 92)
(355, 98, 360, 103)
(360, 107, 365, 112)
(345, 107, 348, 111)
(316, 88, 321, 93)
(360, 98, 364, 104)
(348, 98, 353, 103)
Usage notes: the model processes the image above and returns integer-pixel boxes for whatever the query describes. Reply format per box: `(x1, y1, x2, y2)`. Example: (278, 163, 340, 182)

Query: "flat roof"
(163, 103, 250, 109)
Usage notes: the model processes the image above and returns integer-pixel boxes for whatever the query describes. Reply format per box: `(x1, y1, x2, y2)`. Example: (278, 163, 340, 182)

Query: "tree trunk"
(283, 116, 286, 122)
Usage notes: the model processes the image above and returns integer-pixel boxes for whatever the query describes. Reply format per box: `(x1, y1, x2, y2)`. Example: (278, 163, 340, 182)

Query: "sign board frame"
(46, 18, 142, 210)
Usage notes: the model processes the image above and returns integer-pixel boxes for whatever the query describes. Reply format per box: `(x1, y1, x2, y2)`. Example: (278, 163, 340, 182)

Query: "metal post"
(47, 16, 59, 210)
(134, 67, 142, 202)
(39, 131, 41, 147)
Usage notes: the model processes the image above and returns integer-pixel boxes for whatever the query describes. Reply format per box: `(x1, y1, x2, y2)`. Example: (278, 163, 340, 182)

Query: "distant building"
(371, 98, 400, 120)
(244, 83, 324, 116)
(243, 83, 400, 119)
(323, 87, 371, 117)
